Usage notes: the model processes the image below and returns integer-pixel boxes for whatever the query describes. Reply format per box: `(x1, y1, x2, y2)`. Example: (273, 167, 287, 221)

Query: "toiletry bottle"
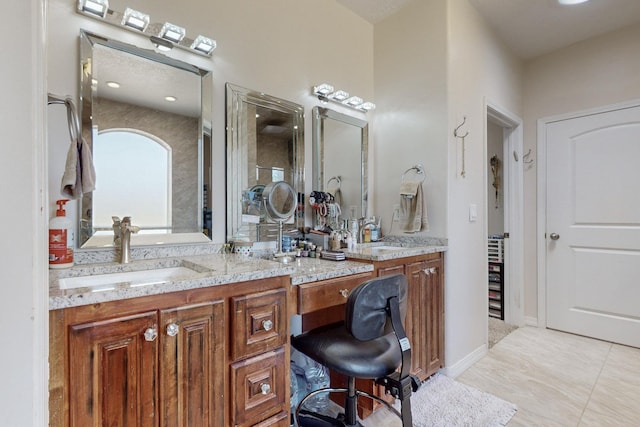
(49, 199, 74, 269)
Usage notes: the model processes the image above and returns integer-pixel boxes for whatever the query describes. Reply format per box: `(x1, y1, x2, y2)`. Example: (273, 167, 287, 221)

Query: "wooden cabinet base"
(50, 276, 289, 427)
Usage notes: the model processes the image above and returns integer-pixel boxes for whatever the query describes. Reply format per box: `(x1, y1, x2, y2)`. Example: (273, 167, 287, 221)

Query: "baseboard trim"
(441, 344, 487, 379)
(525, 316, 538, 327)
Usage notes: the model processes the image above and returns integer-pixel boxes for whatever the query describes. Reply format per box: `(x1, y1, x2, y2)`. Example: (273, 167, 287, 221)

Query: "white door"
(546, 104, 640, 348)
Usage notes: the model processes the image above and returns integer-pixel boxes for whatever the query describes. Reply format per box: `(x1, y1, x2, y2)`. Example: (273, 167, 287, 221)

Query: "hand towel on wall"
(61, 135, 96, 199)
(60, 96, 96, 199)
(399, 181, 429, 233)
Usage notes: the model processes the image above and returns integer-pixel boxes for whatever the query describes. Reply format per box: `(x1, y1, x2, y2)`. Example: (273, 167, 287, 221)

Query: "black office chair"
(291, 274, 420, 427)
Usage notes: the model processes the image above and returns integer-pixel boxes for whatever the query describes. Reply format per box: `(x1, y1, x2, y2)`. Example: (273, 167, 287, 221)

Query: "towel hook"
(401, 164, 427, 183)
(453, 116, 469, 178)
(453, 116, 469, 139)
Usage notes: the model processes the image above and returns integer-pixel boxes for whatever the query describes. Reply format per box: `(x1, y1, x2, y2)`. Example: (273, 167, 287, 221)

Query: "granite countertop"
(49, 254, 295, 310)
(49, 243, 447, 310)
(342, 242, 448, 261)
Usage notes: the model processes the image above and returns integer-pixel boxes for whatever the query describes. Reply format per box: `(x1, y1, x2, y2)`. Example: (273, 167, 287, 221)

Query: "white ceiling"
(337, 0, 640, 59)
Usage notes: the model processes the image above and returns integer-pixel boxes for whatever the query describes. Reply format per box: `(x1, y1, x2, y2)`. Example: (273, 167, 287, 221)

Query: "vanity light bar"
(159, 22, 186, 43)
(312, 83, 376, 112)
(190, 35, 217, 55)
(76, 0, 217, 57)
(122, 8, 150, 32)
(79, 0, 109, 18)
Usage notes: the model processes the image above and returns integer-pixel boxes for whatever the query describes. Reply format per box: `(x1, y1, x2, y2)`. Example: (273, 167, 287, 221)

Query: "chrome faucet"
(114, 216, 139, 263)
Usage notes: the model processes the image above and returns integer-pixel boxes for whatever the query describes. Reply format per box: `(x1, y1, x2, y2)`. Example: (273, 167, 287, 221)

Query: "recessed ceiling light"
(106, 81, 120, 88)
(165, 96, 177, 102)
(558, 0, 590, 5)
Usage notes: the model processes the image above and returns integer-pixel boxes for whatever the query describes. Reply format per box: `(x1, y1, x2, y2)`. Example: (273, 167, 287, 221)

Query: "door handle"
(549, 233, 560, 240)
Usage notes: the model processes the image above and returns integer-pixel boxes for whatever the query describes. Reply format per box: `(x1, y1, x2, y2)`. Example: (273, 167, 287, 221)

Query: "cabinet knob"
(550, 233, 560, 240)
(166, 323, 179, 337)
(144, 327, 158, 342)
(429, 267, 436, 274)
(260, 383, 271, 395)
(262, 319, 273, 331)
(339, 289, 349, 298)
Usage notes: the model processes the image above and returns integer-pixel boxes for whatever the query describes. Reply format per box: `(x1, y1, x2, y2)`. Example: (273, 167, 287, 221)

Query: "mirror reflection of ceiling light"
(106, 81, 120, 88)
(121, 8, 149, 31)
(312, 83, 376, 112)
(164, 96, 177, 102)
(558, 0, 590, 4)
(76, 0, 217, 57)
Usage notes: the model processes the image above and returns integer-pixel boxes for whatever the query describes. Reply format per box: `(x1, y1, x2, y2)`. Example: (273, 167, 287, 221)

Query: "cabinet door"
(69, 311, 158, 427)
(422, 257, 445, 377)
(405, 261, 428, 379)
(159, 300, 225, 427)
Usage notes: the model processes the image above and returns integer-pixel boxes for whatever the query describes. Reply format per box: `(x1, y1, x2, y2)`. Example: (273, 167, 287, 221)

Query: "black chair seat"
(291, 321, 401, 379)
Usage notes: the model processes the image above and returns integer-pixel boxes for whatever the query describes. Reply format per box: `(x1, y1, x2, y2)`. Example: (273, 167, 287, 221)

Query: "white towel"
(399, 181, 419, 198)
(61, 135, 96, 199)
(399, 182, 429, 233)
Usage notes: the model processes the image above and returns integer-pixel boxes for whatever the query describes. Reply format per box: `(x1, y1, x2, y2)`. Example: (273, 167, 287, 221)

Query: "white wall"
(373, 0, 449, 238)
(373, 0, 523, 372)
(47, 0, 375, 243)
(522, 23, 640, 321)
(446, 0, 523, 368)
(0, 1, 47, 426)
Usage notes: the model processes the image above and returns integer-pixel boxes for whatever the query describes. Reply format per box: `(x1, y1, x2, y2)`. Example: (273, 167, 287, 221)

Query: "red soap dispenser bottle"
(49, 199, 74, 269)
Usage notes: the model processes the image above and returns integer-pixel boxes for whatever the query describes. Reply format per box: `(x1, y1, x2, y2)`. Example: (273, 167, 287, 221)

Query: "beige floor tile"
(579, 344, 640, 426)
(458, 327, 614, 425)
(335, 327, 640, 426)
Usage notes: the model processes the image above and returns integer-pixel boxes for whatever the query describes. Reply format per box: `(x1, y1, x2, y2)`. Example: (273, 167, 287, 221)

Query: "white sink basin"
(59, 266, 201, 290)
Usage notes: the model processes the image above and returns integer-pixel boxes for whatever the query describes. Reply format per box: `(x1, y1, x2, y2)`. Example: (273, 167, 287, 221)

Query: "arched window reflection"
(93, 129, 171, 234)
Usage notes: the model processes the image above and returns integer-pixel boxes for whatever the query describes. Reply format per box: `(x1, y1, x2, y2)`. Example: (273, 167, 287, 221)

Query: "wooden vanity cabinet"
(376, 252, 445, 381)
(355, 252, 445, 418)
(49, 276, 290, 427)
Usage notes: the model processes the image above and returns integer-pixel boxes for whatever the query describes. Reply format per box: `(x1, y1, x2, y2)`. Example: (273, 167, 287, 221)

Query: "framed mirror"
(312, 106, 368, 220)
(79, 30, 213, 248)
(226, 83, 304, 243)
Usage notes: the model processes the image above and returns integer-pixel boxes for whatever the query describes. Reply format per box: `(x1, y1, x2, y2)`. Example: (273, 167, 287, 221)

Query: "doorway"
(486, 101, 525, 328)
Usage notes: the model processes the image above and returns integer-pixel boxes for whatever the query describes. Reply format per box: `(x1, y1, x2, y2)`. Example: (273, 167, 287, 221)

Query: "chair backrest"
(345, 274, 408, 341)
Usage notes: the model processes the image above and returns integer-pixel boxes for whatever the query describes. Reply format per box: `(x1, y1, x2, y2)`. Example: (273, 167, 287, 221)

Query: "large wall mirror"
(312, 107, 368, 221)
(226, 83, 304, 243)
(79, 30, 213, 248)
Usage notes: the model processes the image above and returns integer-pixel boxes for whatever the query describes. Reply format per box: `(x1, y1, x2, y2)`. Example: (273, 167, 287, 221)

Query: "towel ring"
(326, 175, 341, 190)
(401, 164, 426, 183)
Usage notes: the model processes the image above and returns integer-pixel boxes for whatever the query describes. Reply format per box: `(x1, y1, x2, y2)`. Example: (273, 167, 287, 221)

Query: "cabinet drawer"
(296, 272, 372, 315)
(231, 348, 287, 427)
(252, 411, 289, 427)
(232, 288, 287, 360)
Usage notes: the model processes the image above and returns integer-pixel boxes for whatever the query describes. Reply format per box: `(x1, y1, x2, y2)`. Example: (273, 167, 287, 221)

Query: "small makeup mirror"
(263, 181, 297, 262)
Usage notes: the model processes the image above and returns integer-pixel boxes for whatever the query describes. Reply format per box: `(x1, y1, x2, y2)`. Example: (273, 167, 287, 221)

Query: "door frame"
(536, 98, 640, 328)
(485, 99, 525, 326)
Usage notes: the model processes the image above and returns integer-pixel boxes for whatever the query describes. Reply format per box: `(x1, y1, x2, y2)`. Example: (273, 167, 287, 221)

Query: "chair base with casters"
(291, 274, 420, 427)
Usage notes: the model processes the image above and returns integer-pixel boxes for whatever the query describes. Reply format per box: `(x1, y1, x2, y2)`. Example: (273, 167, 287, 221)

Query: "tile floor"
(362, 326, 640, 426)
